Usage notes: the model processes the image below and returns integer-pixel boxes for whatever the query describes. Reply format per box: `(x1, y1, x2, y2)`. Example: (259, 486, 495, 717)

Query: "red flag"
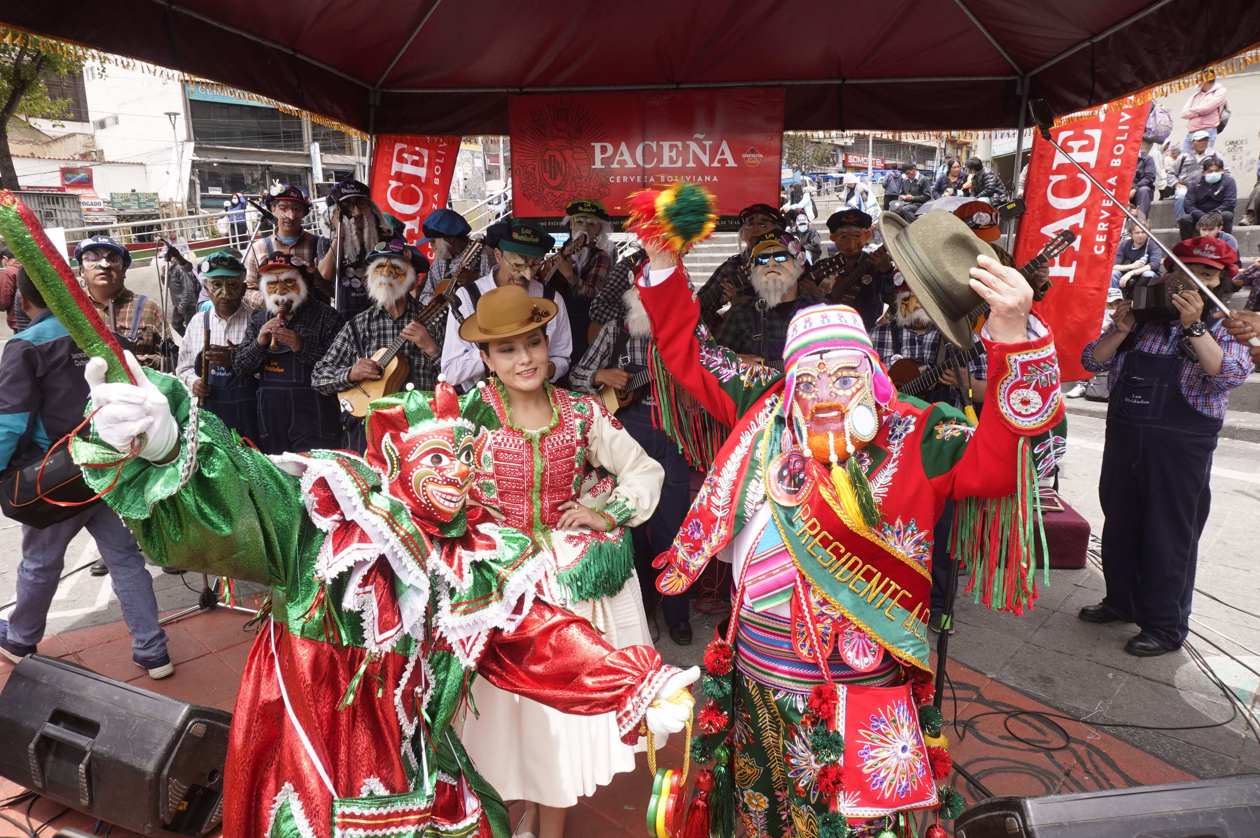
(369, 135, 461, 257)
(1015, 106, 1146, 381)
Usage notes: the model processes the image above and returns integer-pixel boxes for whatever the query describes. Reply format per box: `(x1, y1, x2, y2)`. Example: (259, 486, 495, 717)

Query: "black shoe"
(647, 612, 661, 643)
(1078, 603, 1128, 624)
(89, 560, 108, 577)
(162, 567, 186, 575)
(669, 621, 693, 646)
(1124, 633, 1180, 657)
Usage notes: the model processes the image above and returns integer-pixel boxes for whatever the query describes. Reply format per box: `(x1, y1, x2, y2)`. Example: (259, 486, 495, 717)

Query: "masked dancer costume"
(635, 245, 1063, 835)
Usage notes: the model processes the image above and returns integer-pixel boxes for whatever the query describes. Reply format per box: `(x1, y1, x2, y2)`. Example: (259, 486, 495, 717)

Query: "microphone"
(246, 198, 276, 224)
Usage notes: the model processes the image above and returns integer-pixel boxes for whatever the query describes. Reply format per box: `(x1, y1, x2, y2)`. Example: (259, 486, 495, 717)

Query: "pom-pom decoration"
(938, 786, 965, 820)
(0, 191, 135, 384)
(624, 183, 718, 255)
(702, 674, 732, 702)
(704, 639, 734, 676)
(927, 745, 953, 780)
(925, 824, 948, 838)
(819, 811, 854, 838)
(809, 726, 845, 764)
(807, 683, 840, 727)
(697, 702, 730, 735)
(816, 763, 844, 797)
(919, 704, 944, 737)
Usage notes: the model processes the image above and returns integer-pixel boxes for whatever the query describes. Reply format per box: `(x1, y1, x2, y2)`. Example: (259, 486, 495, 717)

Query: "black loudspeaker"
(955, 775, 1260, 838)
(0, 655, 231, 836)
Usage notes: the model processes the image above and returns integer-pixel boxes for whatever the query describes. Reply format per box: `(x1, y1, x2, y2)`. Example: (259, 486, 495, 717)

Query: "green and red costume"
(637, 265, 1064, 836)
(71, 376, 678, 838)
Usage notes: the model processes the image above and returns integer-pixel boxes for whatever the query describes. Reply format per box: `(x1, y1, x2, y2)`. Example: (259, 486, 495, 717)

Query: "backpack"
(1217, 105, 1231, 134)
(1143, 103, 1173, 144)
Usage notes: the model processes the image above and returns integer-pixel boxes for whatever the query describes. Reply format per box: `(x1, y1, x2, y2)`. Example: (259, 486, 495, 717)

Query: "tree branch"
(0, 49, 45, 122)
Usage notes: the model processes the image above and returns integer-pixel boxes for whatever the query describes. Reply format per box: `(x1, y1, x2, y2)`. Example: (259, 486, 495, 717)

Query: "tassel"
(338, 654, 373, 710)
(710, 753, 736, 838)
(951, 438, 1045, 614)
(680, 769, 713, 838)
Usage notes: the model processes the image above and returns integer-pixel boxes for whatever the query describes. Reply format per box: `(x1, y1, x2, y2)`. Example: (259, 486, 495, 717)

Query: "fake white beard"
(336, 207, 382, 263)
(750, 266, 799, 307)
(622, 286, 652, 338)
(261, 272, 308, 314)
(895, 301, 934, 331)
(367, 261, 417, 308)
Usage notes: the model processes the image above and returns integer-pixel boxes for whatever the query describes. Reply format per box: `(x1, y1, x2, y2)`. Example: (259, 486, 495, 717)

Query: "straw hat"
(458, 284, 557, 343)
(880, 210, 996, 348)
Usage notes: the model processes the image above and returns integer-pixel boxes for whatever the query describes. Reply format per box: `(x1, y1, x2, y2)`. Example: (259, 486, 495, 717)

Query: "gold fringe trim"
(1054, 43, 1260, 126)
(0, 24, 369, 139)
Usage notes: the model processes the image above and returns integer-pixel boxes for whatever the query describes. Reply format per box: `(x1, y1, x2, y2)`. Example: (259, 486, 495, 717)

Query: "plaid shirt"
(175, 304, 256, 389)
(696, 254, 750, 332)
(420, 245, 495, 304)
(589, 252, 642, 327)
(1238, 262, 1260, 311)
(870, 322, 988, 405)
(570, 320, 654, 394)
(235, 299, 343, 376)
(715, 293, 822, 371)
(1082, 319, 1253, 419)
(311, 295, 446, 394)
(91, 287, 168, 368)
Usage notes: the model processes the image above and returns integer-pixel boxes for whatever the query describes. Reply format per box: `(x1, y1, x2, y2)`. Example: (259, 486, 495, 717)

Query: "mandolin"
(337, 273, 470, 418)
(888, 229, 1076, 396)
(599, 367, 652, 414)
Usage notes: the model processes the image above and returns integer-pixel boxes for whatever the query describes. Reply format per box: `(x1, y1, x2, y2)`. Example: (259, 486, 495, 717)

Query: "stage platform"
(0, 606, 1192, 837)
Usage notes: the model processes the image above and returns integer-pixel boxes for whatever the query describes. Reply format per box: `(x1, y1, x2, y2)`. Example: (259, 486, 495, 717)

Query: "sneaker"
(135, 652, 175, 680)
(1063, 382, 1086, 399)
(0, 619, 35, 664)
(928, 612, 955, 635)
(89, 560, 109, 577)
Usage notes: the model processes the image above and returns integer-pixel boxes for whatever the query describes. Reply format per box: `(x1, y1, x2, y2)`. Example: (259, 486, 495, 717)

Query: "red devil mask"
(364, 382, 476, 525)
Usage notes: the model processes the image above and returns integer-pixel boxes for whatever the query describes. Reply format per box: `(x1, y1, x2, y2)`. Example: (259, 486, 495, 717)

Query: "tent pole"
(1005, 77, 1029, 251)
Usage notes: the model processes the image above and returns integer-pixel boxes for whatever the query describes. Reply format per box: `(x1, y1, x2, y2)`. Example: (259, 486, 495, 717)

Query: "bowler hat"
(880, 211, 996, 348)
(458, 284, 557, 343)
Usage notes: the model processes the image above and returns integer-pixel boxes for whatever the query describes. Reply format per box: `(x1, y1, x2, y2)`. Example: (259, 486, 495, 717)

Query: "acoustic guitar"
(599, 367, 652, 415)
(888, 229, 1076, 395)
(337, 246, 480, 417)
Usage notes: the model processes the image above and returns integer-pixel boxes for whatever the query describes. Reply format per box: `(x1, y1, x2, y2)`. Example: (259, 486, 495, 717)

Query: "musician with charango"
(235, 252, 342, 455)
(312, 238, 437, 451)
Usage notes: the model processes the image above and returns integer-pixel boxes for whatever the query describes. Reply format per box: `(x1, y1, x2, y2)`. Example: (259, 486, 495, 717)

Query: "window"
(188, 100, 305, 151)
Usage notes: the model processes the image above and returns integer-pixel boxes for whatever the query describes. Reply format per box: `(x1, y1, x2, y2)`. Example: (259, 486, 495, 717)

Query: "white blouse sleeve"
(583, 399, 664, 527)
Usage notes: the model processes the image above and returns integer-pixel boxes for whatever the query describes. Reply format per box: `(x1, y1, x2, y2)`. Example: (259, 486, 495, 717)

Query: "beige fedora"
(880, 211, 996, 348)
(458, 284, 557, 343)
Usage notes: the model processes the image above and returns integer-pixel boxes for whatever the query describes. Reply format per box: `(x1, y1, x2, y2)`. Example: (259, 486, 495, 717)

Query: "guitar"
(599, 367, 652, 415)
(337, 272, 471, 418)
(888, 230, 1076, 395)
(804, 245, 892, 300)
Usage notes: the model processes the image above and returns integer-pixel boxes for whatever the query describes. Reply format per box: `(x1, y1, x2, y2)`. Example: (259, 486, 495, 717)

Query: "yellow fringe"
(829, 462, 869, 535)
(0, 24, 369, 139)
(1054, 43, 1260, 126)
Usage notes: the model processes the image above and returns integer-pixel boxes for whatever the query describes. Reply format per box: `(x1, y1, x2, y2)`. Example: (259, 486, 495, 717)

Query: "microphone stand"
(1026, 99, 1257, 346)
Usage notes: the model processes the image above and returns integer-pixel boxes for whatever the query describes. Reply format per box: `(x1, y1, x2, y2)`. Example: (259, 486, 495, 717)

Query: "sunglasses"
(82, 251, 123, 265)
(753, 251, 792, 266)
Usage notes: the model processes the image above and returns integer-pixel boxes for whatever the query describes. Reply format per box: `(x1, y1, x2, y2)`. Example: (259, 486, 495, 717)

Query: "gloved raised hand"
(84, 350, 178, 462)
(644, 665, 700, 737)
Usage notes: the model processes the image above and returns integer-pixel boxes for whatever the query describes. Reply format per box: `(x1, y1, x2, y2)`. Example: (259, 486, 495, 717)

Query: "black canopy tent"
(2, 0, 1259, 137)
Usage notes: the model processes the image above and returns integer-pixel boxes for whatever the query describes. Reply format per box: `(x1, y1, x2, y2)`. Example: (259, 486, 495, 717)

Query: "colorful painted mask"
(364, 382, 476, 526)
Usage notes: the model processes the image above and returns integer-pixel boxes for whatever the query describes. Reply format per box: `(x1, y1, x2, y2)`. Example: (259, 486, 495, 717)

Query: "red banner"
(369, 134, 461, 253)
(1014, 106, 1145, 381)
(509, 88, 784, 221)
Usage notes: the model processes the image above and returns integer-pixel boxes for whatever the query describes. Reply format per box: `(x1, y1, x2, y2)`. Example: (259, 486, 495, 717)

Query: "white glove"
(85, 350, 179, 462)
(644, 665, 700, 737)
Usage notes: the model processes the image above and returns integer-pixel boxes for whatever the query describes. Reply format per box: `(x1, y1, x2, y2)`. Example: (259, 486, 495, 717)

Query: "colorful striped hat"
(782, 304, 894, 406)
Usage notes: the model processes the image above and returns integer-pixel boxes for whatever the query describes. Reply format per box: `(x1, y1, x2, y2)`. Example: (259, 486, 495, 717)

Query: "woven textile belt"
(735, 606, 899, 694)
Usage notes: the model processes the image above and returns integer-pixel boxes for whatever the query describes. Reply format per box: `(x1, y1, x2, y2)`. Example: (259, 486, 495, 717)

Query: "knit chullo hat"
(782, 303, 894, 408)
